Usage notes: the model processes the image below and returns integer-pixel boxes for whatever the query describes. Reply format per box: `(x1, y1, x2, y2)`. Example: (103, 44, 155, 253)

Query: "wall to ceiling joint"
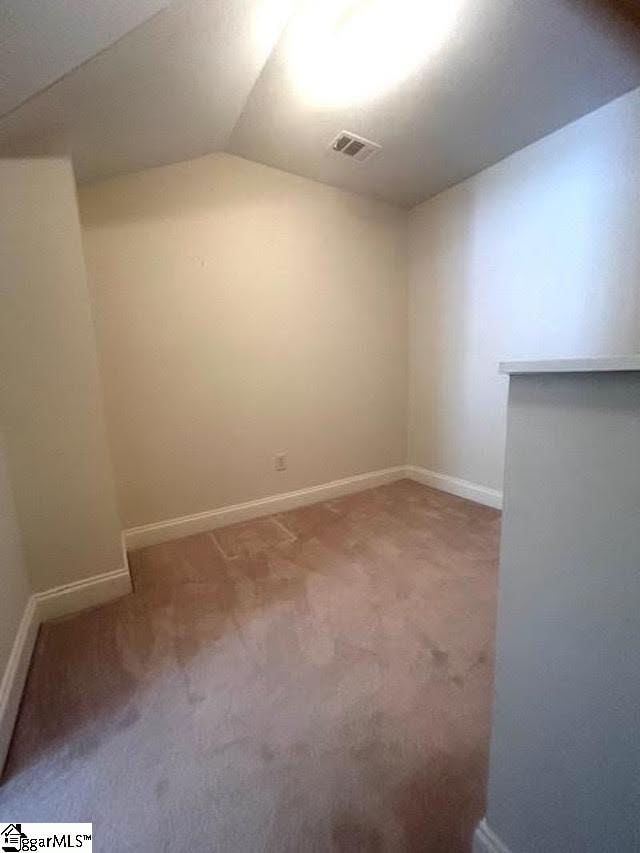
(1, 0, 639, 206)
(408, 85, 640, 492)
(79, 152, 409, 528)
(77, 84, 640, 531)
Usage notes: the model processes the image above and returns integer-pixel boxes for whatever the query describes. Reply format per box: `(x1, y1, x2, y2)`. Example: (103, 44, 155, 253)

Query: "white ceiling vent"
(328, 131, 381, 163)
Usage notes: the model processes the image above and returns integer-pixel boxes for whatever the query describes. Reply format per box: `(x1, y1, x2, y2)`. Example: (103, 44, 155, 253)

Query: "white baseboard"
(473, 820, 513, 853)
(123, 464, 502, 551)
(2, 463, 501, 772)
(406, 465, 503, 510)
(1, 555, 132, 773)
(124, 466, 406, 550)
(1, 464, 499, 772)
(0, 597, 39, 772)
(34, 566, 132, 623)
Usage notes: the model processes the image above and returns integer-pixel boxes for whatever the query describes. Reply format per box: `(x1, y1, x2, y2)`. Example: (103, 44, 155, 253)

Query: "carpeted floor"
(0, 480, 500, 852)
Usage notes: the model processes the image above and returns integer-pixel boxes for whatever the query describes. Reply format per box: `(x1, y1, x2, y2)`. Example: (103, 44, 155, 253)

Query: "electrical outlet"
(275, 452, 287, 472)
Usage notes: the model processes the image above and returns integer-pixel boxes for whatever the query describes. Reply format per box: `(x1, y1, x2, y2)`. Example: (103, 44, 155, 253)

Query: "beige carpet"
(0, 480, 500, 852)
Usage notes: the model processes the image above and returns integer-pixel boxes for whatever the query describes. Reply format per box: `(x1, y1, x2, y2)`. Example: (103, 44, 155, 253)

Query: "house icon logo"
(1, 824, 27, 853)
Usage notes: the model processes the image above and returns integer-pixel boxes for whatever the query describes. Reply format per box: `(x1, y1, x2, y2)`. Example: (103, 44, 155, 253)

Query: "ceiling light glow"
(290, 0, 464, 107)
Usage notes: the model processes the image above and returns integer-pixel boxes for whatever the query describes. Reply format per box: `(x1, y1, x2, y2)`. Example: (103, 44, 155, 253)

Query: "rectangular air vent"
(329, 131, 381, 163)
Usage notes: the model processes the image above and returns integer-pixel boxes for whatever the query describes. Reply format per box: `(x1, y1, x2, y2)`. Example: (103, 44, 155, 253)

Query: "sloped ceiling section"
(0, 0, 639, 206)
(0, 0, 298, 182)
(0, 0, 170, 116)
(228, 0, 640, 207)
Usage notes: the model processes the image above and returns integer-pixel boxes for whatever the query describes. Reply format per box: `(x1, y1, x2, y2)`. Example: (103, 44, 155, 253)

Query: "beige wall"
(79, 153, 408, 528)
(409, 86, 640, 494)
(78, 87, 640, 524)
(0, 157, 123, 591)
(0, 429, 29, 680)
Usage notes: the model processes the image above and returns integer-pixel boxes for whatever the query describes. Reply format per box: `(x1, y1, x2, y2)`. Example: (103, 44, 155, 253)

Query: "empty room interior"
(1, 1, 640, 851)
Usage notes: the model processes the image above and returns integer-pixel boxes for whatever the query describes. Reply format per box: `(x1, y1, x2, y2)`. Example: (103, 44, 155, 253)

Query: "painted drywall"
(79, 153, 408, 528)
(408, 85, 640, 494)
(0, 429, 29, 682)
(0, 157, 123, 592)
(0, 0, 169, 115)
(230, 0, 640, 208)
(479, 371, 640, 853)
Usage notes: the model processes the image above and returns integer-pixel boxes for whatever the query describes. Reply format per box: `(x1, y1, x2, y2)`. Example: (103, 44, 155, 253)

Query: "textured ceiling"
(1, 0, 639, 207)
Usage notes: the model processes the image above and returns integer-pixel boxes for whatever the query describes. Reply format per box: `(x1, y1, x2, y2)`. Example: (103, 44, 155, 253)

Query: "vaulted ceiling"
(1, 0, 639, 207)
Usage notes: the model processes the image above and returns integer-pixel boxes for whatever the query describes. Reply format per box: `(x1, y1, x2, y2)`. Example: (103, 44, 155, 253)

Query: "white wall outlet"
(275, 452, 287, 472)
